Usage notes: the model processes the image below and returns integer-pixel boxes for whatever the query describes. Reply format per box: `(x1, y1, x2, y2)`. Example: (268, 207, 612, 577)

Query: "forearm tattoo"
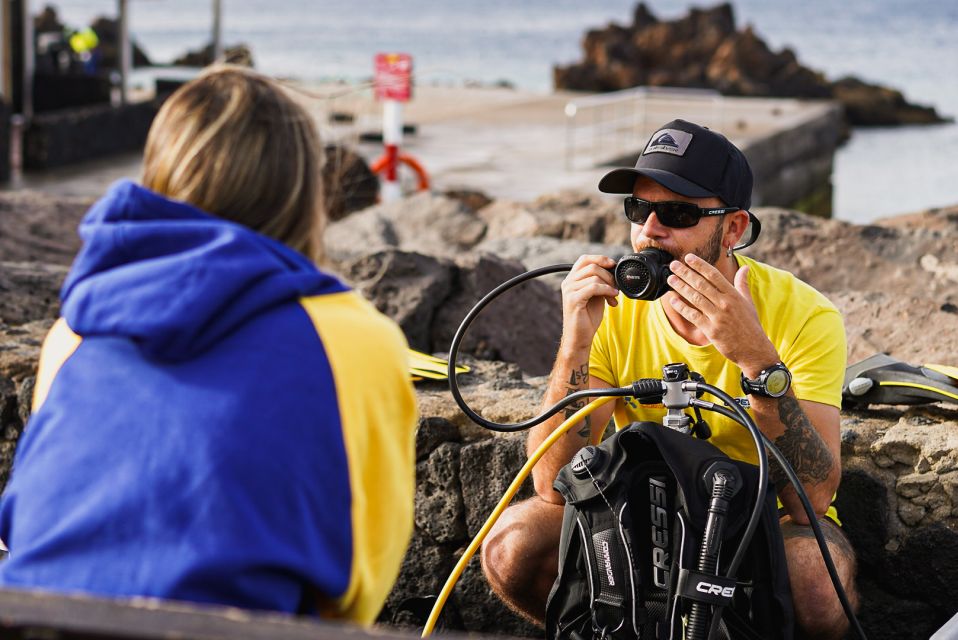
(562, 364, 592, 440)
(771, 395, 834, 488)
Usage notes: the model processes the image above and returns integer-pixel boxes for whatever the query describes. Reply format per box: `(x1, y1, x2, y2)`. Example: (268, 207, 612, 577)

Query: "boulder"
(172, 43, 254, 68)
(833, 76, 947, 127)
(837, 407, 958, 638)
(325, 193, 486, 263)
(442, 189, 493, 214)
(341, 250, 561, 376)
(0, 262, 69, 326)
(431, 253, 562, 377)
(479, 190, 628, 246)
(380, 354, 958, 639)
(474, 236, 625, 283)
(3, 186, 958, 639)
(0, 320, 51, 491)
(741, 207, 958, 305)
(0, 191, 90, 265)
(322, 145, 379, 222)
(554, 3, 949, 127)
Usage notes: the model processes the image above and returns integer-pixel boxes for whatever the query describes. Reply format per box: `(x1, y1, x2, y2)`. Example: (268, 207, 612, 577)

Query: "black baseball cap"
(598, 119, 759, 247)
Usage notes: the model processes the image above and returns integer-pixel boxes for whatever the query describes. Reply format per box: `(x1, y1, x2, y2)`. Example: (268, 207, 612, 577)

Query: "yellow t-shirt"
(589, 254, 846, 467)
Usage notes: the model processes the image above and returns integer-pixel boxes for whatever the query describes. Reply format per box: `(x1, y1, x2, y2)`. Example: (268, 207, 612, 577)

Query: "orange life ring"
(370, 153, 430, 192)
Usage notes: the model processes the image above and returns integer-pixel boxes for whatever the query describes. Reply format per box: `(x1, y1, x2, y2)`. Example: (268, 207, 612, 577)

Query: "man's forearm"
(528, 347, 594, 501)
(750, 393, 838, 517)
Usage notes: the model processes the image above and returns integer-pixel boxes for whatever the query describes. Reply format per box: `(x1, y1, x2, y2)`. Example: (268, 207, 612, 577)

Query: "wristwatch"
(740, 363, 792, 398)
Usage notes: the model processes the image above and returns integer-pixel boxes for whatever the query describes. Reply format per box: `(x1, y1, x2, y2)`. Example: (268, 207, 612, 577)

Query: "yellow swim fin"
(408, 349, 469, 382)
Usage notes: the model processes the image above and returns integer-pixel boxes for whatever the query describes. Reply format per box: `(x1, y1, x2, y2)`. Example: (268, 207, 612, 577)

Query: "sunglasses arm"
(733, 211, 761, 251)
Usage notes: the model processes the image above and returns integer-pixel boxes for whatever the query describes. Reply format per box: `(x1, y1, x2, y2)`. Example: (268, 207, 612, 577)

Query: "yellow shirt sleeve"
(781, 306, 847, 409)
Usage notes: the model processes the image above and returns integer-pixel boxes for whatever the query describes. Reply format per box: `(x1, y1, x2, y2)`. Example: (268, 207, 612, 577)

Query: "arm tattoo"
(771, 395, 834, 488)
(576, 416, 593, 439)
(567, 364, 589, 386)
(562, 363, 591, 439)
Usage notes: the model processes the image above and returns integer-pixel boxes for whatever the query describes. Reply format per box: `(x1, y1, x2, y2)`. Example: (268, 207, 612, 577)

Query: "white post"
(118, 0, 130, 105)
(211, 0, 223, 63)
(381, 99, 403, 202)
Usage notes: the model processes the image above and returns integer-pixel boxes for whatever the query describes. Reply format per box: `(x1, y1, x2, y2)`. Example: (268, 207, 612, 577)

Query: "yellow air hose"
(421, 395, 616, 636)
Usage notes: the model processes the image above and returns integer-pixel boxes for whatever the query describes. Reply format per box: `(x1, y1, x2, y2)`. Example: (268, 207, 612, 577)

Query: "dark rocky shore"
(1, 189, 957, 639)
(555, 3, 950, 128)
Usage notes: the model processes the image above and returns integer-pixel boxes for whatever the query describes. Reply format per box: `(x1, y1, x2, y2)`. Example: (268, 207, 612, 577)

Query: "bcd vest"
(545, 422, 794, 640)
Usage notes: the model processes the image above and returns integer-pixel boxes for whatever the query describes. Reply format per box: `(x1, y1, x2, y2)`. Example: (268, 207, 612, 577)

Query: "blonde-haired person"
(0, 66, 417, 624)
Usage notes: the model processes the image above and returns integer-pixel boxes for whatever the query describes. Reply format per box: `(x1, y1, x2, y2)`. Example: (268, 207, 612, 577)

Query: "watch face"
(766, 369, 790, 396)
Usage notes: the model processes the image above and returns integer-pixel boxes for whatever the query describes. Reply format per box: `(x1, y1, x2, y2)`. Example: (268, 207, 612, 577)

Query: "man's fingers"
(667, 273, 716, 315)
(681, 254, 733, 293)
(578, 262, 617, 287)
(670, 258, 721, 304)
(576, 281, 619, 300)
(573, 254, 616, 271)
(668, 294, 704, 324)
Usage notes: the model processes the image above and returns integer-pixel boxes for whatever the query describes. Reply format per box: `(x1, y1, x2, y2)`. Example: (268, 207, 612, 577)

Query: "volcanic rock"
(325, 193, 487, 263)
(0, 262, 69, 326)
(172, 43, 254, 68)
(322, 145, 379, 222)
(341, 250, 561, 376)
(0, 191, 90, 265)
(555, 3, 949, 127)
(3, 187, 958, 639)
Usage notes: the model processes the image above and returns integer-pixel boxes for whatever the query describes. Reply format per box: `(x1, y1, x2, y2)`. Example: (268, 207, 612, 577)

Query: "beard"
(633, 221, 726, 265)
(694, 221, 725, 265)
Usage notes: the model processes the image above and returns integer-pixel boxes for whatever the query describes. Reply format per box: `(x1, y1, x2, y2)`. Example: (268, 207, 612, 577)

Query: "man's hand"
(666, 253, 840, 519)
(665, 254, 778, 375)
(529, 254, 618, 502)
(560, 255, 619, 352)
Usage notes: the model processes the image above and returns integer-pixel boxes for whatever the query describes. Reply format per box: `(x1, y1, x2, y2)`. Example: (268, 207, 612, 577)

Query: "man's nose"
(638, 210, 669, 238)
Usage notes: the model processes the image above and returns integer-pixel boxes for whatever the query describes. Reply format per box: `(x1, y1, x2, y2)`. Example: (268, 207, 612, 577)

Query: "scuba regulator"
(611, 248, 675, 300)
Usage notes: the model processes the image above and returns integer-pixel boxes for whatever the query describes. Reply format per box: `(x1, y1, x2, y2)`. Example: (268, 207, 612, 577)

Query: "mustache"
(633, 241, 680, 261)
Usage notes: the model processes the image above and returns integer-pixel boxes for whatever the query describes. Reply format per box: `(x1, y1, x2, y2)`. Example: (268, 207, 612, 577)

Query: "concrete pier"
(309, 84, 843, 211)
(3, 83, 843, 215)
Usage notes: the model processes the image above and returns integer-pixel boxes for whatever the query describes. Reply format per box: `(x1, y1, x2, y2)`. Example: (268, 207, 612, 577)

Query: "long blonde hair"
(142, 65, 325, 262)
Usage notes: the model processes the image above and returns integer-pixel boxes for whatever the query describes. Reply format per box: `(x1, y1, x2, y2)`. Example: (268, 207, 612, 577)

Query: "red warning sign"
(374, 53, 413, 102)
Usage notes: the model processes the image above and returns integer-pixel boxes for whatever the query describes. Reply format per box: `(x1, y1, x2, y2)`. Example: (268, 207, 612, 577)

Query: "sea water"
(50, 0, 958, 222)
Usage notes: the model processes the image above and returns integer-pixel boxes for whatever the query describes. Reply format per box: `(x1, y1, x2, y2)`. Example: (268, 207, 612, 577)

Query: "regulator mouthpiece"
(613, 248, 674, 300)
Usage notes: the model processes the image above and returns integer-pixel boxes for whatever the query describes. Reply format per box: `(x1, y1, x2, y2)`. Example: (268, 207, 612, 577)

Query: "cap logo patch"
(644, 129, 693, 156)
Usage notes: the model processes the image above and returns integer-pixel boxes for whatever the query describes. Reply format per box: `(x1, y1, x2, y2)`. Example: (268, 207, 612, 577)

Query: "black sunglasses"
(623, 197, 739, 228)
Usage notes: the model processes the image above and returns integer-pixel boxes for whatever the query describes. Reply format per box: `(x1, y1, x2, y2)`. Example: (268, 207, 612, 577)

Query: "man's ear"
(725, 210, 751, 247)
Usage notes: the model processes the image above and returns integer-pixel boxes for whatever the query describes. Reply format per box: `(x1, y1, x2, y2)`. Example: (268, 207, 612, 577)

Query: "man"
(481, 119, 857, 639)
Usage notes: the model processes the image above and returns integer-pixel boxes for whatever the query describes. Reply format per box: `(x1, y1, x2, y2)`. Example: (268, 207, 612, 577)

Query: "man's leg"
(480, 496, 565, 625)
(781, 517, 859, 640)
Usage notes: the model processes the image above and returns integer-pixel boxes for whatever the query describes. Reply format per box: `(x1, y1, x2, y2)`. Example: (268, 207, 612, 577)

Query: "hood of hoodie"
(61, 180, 348, 361)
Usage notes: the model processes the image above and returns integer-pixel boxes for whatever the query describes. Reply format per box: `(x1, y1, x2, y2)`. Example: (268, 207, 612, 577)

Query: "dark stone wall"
(0, 98, 10, 183)
(23, 100, 160, 170)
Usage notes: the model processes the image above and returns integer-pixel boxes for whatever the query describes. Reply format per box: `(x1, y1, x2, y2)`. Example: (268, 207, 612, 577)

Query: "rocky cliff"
(554, 3, 950, 128)
(1, 189, 956, 639)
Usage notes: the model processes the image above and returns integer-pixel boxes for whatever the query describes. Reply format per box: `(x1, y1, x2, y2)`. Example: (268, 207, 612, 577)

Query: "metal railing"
(564, 86, 726, 171)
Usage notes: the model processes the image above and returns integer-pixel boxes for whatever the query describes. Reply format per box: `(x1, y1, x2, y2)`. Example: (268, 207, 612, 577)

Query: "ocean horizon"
(44, 1, 958, 221)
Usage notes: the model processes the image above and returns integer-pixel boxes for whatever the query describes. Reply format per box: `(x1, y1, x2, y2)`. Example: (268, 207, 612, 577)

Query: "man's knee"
(480, 497, 563, 606)
(782, 519, 858, 639)
(480, 513, 524, 593)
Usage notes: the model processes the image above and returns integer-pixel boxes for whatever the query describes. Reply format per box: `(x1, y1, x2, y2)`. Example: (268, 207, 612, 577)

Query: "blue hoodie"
(0, 181, 417, 622)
